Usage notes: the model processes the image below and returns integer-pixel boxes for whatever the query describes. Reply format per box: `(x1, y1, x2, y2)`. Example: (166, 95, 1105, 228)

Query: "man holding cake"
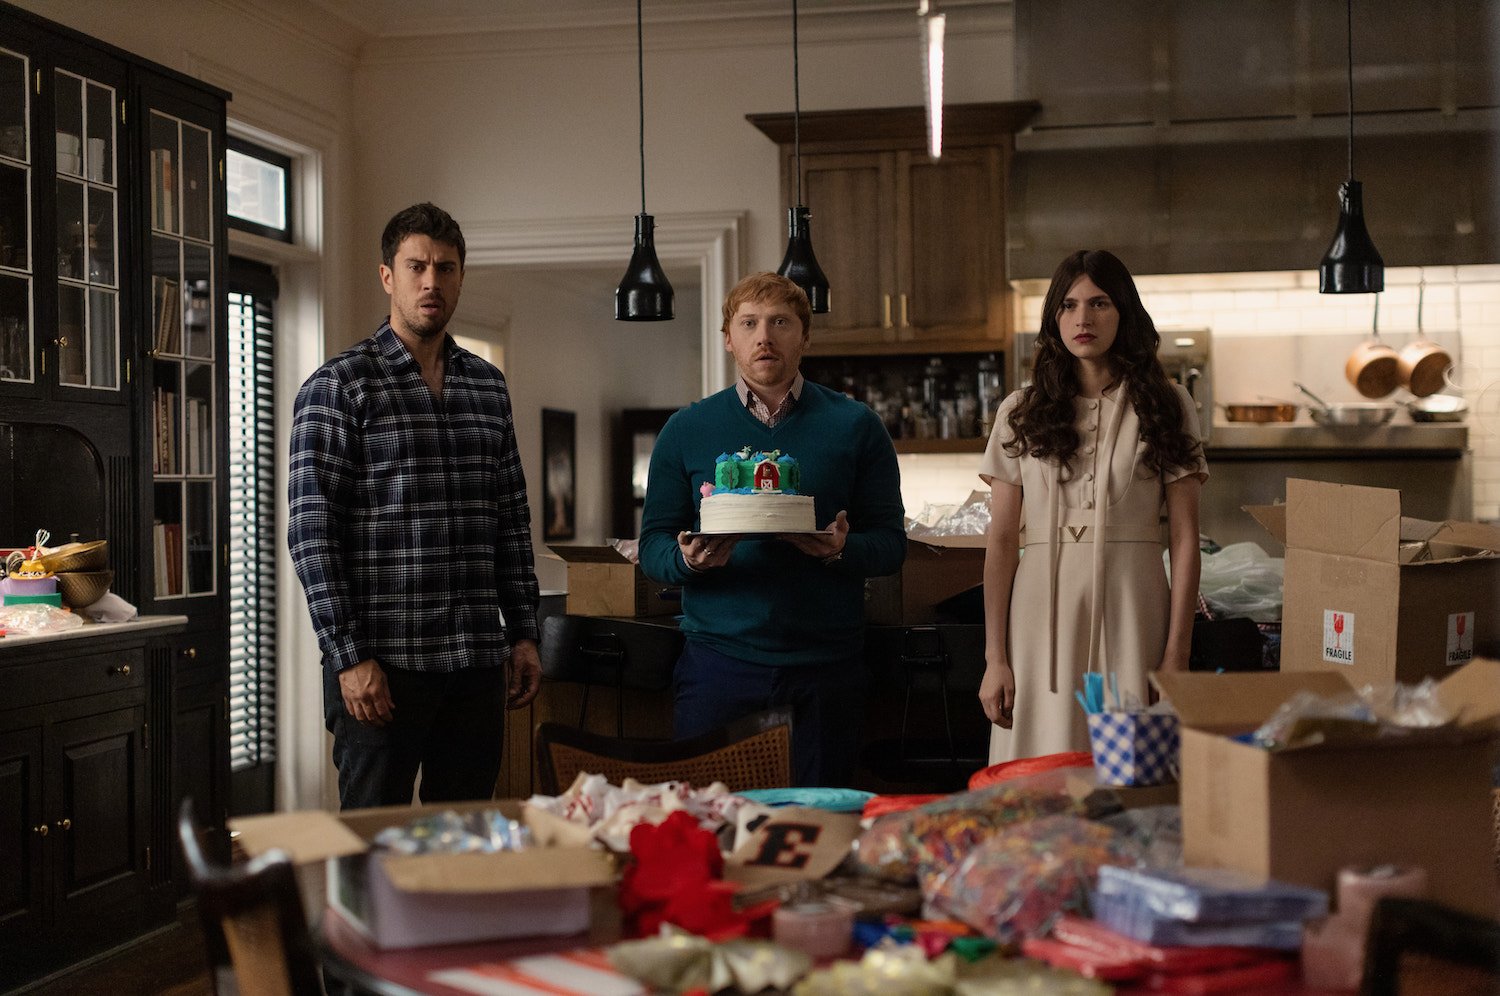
(639, 272, 906, 787)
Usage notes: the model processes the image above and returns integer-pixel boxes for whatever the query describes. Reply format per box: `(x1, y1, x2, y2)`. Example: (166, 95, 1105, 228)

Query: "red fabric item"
(968, 751, 1094, 790)
(861, 794, 948, 819)
(619, 811, 751, 941)
(1147, 957, 1295, 994)
(1049, 915, 1273, 975)
(1021, 935, 1149, 982)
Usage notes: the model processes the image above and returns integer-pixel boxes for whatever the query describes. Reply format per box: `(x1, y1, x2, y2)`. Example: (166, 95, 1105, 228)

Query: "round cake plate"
(682, 529, 834, 540)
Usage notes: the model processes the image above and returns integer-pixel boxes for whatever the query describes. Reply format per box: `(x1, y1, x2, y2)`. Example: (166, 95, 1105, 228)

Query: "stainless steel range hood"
(1006, 0, 1500, 279)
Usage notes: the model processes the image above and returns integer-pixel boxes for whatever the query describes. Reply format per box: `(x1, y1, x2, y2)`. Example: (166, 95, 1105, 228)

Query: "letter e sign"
(745, 821, 822, 869)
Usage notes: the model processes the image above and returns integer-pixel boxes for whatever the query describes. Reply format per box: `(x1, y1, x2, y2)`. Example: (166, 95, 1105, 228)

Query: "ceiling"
(302, 0, 994, 40)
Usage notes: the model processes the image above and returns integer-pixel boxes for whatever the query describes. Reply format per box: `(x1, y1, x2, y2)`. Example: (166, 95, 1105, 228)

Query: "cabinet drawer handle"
(54, 336, 69, 348)
(55, 818, 71, 831)
(33, 824, 47, 837)
(882, 294, 893, 329)
(899, 294, 909, 327)
(181, 647, 198, 660)
(110, 664, 131, 676)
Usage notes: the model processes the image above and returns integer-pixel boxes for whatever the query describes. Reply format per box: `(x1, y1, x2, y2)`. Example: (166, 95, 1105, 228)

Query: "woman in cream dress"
(978, 250, 1207, 764)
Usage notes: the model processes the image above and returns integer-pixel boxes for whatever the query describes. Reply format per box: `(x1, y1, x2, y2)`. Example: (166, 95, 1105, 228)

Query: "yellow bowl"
(55, 569, 113, 607)
(40, 540, 109, 573)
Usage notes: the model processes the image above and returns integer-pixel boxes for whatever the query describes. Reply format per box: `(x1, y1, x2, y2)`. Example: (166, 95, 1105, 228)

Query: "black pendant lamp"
(1319, 0, 1383, 294)
(776, 0, 830, 314)
(615, 0, 674, 321)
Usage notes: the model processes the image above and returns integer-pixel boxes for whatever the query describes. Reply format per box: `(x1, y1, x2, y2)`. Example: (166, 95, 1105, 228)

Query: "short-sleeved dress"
(978, 381, 1207, 764)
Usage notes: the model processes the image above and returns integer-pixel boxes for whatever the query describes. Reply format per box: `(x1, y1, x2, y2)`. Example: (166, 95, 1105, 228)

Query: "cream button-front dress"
(978, 381, 1207, 764)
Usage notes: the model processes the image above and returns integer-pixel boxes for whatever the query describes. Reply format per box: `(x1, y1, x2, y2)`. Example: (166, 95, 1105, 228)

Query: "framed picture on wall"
(542, 408, 576, 541)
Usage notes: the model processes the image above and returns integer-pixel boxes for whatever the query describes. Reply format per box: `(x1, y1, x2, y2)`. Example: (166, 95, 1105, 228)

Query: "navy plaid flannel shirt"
(288, 321, 539, 674)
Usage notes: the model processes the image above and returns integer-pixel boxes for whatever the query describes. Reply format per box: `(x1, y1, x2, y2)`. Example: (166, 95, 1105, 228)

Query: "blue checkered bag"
(1086, 711, 1179, 787)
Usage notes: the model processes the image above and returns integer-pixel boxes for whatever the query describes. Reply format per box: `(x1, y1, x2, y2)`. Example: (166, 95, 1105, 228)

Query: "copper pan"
(1220, 402, 1298, 423)
(1346, 296, 1400, 398)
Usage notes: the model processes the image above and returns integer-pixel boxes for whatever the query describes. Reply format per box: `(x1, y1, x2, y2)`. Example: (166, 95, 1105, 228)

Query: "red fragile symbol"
(1333, 613, 1345, 648)
(1458, 614, 1467, 637)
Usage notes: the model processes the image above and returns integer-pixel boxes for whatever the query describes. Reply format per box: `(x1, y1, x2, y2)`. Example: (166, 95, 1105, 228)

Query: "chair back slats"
(177, 799, 324, 996)
(535, 707, 793, 795)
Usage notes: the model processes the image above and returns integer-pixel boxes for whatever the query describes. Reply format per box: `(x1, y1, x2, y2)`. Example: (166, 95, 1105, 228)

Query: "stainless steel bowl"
(1308, 403, 1399, 427)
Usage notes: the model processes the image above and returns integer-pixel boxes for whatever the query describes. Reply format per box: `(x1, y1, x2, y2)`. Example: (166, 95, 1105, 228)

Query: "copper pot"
(1346, 297, 1400, 398)
(1397, 279, 1453, 397)
(1397, 339, 1452, 397)
(1220, 402, 1298, 423)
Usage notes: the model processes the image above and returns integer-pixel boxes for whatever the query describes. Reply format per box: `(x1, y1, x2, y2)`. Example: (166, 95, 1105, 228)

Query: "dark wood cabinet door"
(798, 152, 897, 346)
(171, 676, 227, 878)
(898, 148, 1006, 343)
(48, 704, 149, 921)
(0, 724, 46, 940)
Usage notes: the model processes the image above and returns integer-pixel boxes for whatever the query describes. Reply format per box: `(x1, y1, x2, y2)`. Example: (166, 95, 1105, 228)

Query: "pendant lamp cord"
(1345, 0, 1354, 182)
(637, 0, 647, 217)
(792, 0, 803, 206)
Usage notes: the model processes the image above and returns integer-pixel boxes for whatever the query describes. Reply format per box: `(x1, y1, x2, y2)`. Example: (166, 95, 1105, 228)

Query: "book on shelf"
(165, 522, 183, 595)
(152, 520, 170, 597)
(153, 275, 181, 354)
(150, 148, 175, 232)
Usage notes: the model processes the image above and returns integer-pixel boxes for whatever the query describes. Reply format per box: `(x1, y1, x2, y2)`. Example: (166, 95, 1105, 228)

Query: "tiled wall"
(899, 265, 1500, 521)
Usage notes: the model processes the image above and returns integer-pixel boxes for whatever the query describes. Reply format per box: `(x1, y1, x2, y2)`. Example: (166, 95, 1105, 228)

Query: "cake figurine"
(2, 530, 60, 599)
(698, 447, 816, 533)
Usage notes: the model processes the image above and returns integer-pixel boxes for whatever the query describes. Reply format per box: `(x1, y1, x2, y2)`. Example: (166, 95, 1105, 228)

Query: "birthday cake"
(698, 447, 816, 533)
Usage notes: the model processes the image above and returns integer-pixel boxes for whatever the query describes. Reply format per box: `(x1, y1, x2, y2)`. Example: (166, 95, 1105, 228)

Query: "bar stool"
(898, 625, 957, 768)
(539, 614, 683, 740)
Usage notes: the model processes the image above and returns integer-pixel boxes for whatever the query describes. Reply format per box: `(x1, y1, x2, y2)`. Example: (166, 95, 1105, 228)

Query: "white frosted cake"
(698, 447, 816, 533)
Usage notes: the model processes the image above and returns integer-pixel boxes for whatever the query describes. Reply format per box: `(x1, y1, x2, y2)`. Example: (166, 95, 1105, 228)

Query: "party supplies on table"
(1095, 864, 1328, 924)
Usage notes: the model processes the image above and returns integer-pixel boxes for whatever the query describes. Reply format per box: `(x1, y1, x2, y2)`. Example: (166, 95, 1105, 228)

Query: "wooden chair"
(1360, 896, 1500, 996)
(177, 798, 325, 996)
(535, 706, 793, 795)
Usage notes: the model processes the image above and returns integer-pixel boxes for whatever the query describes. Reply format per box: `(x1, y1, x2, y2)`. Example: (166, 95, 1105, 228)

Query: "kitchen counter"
(1208, 421, 1467, 454)
(0, 613, 189, 650)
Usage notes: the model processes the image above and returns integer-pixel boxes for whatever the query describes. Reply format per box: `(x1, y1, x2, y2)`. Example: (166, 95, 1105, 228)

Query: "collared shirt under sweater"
(288, 320, 540, 674)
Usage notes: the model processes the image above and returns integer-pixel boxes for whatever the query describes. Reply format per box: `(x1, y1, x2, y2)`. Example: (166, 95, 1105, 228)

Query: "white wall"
(345, 6, 1017, 353)
(486, 267, 702, 590)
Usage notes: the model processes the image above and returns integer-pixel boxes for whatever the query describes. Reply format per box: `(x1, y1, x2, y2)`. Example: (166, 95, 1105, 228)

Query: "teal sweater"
(639, 382, 906, 665)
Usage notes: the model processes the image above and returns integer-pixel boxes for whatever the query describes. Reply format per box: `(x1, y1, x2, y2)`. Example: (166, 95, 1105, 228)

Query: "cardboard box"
(1154, 659, 1500, 918)
(548, 545, 678, 618)
(232, 800, 617, 950)
(865, 534, 985, 624)
(1248, 479, 1500, 686)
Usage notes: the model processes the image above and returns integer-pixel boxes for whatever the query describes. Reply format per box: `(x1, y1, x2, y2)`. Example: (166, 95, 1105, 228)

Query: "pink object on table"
(0, 575, 56, 595)
(772, 902, 853, 960)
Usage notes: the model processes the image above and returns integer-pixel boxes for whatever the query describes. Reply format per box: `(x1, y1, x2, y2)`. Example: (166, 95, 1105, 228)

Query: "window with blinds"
(227, 259, 277, 796)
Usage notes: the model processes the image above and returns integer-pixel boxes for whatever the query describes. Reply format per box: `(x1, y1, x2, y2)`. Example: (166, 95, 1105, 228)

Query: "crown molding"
(208, 0, 363, 67)
(356, 2, 1012, 66)
(464, 211, 745, 394)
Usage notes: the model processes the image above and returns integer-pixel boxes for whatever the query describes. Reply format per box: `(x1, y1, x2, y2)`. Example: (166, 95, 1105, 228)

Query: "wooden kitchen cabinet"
(0, 2, 227, 988)
(749, 103, 1036, 353)
(0, 629, 184, 991)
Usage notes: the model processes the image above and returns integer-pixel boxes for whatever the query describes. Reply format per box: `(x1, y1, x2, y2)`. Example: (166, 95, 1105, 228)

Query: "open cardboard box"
(547, 544, 678, 618)
(865, 532, 985, 625)
(1154, 658, 1500, 918)
(232, 800, 617, 950)
(1247, 479, 1500, 685)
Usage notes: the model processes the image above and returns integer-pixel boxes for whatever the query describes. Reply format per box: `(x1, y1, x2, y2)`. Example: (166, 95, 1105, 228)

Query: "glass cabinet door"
(53, 68, 118, 391)
(149, 110, 216, 599)
(0, 46, 32, 384)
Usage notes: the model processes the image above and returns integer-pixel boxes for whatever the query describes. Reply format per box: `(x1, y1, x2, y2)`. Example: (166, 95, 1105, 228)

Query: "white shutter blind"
(227, 278, 276, 773)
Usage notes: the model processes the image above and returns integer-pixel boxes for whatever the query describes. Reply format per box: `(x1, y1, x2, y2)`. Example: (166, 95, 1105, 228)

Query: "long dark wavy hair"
(1005, 249, 1199, 477)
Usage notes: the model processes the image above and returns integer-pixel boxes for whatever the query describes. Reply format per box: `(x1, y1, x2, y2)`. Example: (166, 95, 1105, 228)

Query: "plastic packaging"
(0, 604, 83, 634)
(923, 814, 1136, 942)
(1193, 542, 1284, 623)
(850, 768, 1087, 884)
(1095, 865, 1328, 924)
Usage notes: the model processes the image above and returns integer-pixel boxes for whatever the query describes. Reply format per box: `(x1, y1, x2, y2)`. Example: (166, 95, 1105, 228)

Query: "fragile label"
(1322, 609, 1354, 664)
(1447, 611, 1475, 666)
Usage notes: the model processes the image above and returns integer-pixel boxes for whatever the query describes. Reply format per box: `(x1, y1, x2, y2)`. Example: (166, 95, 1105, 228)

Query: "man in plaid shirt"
(289, 203, 541, 808)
